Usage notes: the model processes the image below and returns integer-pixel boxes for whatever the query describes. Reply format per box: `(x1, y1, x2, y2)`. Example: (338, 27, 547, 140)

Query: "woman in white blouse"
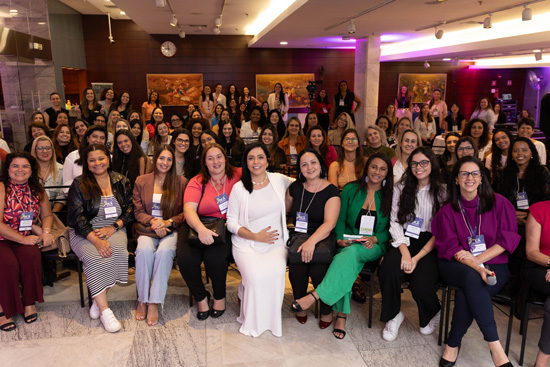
(413, 104, 436, 146)
(227, 143, 293, 337)
(267, 83, 290, 122)
(378, 147, 445, 342)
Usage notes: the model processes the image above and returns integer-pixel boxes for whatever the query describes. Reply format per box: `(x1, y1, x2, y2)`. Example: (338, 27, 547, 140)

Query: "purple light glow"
(380, 34, 412, 42)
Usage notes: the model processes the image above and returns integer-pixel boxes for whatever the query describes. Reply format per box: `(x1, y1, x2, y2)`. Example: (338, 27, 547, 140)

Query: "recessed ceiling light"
(9, 9, 18, 14)
(280, 41, 288, 45)
(38, 22, 46, 25)
(443, 58, 451, 61)
(533, 49, 541, 52)
(120, 11, 125, 15)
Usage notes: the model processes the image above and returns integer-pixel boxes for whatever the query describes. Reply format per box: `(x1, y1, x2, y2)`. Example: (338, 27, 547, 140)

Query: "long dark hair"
(171, 128, 194, 178)
(259, 125, 283, 169)
(353, 153, 393, 218)
(303, 111, 319, 134)
(397, 147, 443, 225)
(441, 132, 461, 164)
(111, 91, 132, 113)
(241, 143, 270, 193)
(1, 152, 44, 200)
(80, 87, 100, 118)
(315, 89, 329, 104)
(129, 118, 143, 145)
(227, 84, 240, 101)
(218, 119, 237, 147)
(490, 128, 514, 183)
(52, 123, 79, 160)
(147, 90, 160, 106)
(447, 156, 495, 214)
(76, 125, 107, 165)
(454, 136, 479, 161)
(201, 85, 212, 101)
(199, 143, 237, 184)
(305, 126, 329, 160)
(273, 83, 286, 107)
(112, 130, 147, 183)
(336, 129, 364, 180)
(80, 144, 112, 199)
(296, 148, 328, 182)
(463, 118, 490, 150)
(498, 137, 547, 205)
(152, 144, 178, 219)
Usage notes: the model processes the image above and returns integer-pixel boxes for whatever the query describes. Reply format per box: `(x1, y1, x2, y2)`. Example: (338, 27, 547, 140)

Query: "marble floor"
(0, 265, 543, 367)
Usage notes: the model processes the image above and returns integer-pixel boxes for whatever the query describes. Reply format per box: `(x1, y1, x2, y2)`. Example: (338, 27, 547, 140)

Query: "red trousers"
(0, 240, 44, 319)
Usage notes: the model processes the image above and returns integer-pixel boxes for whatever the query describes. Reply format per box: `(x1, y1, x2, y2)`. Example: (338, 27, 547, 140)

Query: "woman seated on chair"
(67, 144, 134, 333)
(286, 148, 340, 328)
(133, 145, 187, 326)
(0, 152, 54, 332)
(290, 153, 393, 340)
(378, 147, 445, 342)
(432, 156, 519, 367)
(525, 199, 550, 367)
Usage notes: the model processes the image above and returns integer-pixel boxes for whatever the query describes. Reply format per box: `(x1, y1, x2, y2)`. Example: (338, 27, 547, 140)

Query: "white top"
(389, 183, 442, 248)
(478, 141, 492, 160)
(534, 139, 547, 165)
(63, 149, 82, 193)
(227, 172, 293, 254)
(267, 92, 290, 121)
(246, 185, 285, 252)
(485, 153, 507, 170)
(470, 109, 496, 132)
(44, 162, 66, 205)
(0, 138, 10, 153)
(413, 117, 436, 140)
(239, 121, 260, 146)
(213, 92, 227, 108)
(393, 159, 406, 184)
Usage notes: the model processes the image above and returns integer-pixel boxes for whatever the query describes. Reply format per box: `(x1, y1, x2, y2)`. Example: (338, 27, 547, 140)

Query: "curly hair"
(1, 152, 44, 201)
(462, 118, 490, 151)
(489, 128, 514, 183)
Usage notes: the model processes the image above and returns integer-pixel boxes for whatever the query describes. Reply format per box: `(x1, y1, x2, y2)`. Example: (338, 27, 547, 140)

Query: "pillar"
(354, 36, 381, 143)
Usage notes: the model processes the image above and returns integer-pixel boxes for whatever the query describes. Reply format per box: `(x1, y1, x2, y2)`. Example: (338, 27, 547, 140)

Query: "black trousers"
(439, 259, 508, 347)
(523, 260, 550, 354)
(288, 262, 331, 315)
(378, 232, 441, 327)
(177, 224, 231, 302)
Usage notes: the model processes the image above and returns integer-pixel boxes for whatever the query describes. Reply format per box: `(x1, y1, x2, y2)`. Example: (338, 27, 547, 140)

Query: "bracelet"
(420, 248, 428, 254)
(43, 228, 52, 234)
(546, 257, 550, 269)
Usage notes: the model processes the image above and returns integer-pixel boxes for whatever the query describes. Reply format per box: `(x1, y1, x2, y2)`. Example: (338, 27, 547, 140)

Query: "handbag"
(134, 222, 160, 239)
(185, 183, 227, 248)
(287, 231, 336, 265)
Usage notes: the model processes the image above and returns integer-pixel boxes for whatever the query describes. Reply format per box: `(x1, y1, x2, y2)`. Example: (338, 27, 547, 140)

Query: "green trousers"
(316, 242, 384, 314)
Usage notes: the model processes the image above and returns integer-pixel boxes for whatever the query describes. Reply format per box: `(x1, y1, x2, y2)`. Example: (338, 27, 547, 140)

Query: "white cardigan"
(227, 172, 293, 254)
(267, 92, 290, 121)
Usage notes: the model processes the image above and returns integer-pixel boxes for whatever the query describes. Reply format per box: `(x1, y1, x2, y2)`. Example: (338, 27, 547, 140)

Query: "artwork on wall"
(398, 73, 447, 104)
(256, 73, 315, 108)
(146, 74, 203, 106)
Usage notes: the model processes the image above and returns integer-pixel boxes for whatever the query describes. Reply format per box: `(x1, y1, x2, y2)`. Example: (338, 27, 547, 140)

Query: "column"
(354, 36, 381, 143)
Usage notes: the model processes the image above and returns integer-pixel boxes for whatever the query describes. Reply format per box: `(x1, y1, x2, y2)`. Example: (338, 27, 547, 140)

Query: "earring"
(298, 172, 303, 180)
(365, 176, 369, 183)
(382, 179, 386, 186)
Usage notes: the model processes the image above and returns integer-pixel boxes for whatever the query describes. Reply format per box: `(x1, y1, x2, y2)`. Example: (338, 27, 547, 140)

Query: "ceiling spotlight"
(170, 14, 178, 27)
(535, 51, 543, 61)
(424, 61, 430, 69)
(342, 35, 351, 41)
(156, 0, 166, 8)
(347, 19, 356, 34)
(483, 14, 492, 29)
(213, 27, 221, 35)
(280, 41, 288, 45)
(215, 16, 222, 27)
(179, 29, 185, 38)
(435, 27, 444, 39)
(443, 58, 451, 61)
(522, 5, 532, 21)
(120, 11, 125, 15)
(9, 9, 17, 14)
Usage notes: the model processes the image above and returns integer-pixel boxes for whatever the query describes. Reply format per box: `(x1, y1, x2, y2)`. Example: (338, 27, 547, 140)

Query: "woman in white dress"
(227, 143, 293, 337)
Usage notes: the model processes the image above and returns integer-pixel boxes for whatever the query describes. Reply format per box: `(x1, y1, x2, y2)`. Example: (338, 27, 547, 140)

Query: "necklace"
(252, 175, 268, 185)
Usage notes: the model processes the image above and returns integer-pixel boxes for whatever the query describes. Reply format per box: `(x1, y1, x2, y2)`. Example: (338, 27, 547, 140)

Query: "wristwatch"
(112, 222, 120, 231)
(167, 219, 175, 228)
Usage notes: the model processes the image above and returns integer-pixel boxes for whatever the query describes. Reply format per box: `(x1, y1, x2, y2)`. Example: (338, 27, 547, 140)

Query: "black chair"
(359, 259, 381, 328)
(519, 287, 546, 366)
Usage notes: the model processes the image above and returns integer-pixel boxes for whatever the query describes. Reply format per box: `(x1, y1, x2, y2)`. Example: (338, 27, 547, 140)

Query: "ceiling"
(58, 0, 550, 65)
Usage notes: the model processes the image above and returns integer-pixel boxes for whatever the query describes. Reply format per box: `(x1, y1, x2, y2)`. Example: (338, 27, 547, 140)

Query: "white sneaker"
(100, 308, 121, 333)
(382, 311, 405, 341)
(419, 311, 440, 335)
(89, 300, 100, 320)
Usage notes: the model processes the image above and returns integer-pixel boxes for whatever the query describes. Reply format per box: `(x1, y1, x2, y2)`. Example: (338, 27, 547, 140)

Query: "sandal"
(333, 315, 347, 340)
(146, 317, 158, 326)
(0, 312, 16, 332)
(135, 302, 147, 321)
(351, 282, 366, 304)
(290, 292, 318, 313)
(24, 313, 38, 324)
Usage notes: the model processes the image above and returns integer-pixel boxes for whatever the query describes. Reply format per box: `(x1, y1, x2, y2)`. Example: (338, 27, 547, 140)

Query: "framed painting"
(398, 73, 447, 104)
(256, 73, 315, 108)
(146, 74, 203, 106)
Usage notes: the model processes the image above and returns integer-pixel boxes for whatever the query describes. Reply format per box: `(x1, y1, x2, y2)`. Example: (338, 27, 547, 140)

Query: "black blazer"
(67, 171, 134, 238)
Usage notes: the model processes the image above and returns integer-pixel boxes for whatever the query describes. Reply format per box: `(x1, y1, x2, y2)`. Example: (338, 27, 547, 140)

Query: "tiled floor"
(0, 266, 543, 367)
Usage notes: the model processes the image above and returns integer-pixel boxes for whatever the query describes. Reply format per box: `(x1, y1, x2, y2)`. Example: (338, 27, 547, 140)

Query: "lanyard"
(516, 176, 525, 193)
(210, 176, 226, 198)
(299, 180, 322, 214)
(458, 199, 481, 238)
(365, 194, 374, 216)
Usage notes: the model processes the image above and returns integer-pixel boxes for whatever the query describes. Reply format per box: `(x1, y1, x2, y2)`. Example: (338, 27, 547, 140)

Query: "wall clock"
(161, 41, 177, 57)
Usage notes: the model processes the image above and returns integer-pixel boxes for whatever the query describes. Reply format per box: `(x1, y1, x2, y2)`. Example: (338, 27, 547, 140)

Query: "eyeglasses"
(95, 119, 106, 123)
(171, 118, 181, 122)
(35, 146, 52, 152)
(344, 138, 358, 143)
(176, 138, 189, 144)
(458, 170, 481, 178)
(457, 146, 474, 152)
(410, 160, 430, 168)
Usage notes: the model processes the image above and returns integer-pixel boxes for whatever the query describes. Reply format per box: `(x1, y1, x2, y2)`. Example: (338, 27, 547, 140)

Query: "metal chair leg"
(519, 301, 531, 366)
(77, 260, 84, 308)
(368, 273, 374, 328)
(505, 299, 514, 355)
(438, 286, 446, 346)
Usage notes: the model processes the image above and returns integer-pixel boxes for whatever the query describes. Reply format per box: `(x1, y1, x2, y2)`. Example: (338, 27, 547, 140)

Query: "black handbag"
(287, 231, 336, 264)
(185, 183, 227, 248)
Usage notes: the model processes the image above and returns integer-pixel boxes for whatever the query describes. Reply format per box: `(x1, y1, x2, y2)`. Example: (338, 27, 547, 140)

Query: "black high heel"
(196, 292, 211, 321)
(211, 298, 226, 318)
(439, 346, 460, 367)
(333, 315, 347, 340)
(0, 312, 16, 332)
(290, 292, 318, 313)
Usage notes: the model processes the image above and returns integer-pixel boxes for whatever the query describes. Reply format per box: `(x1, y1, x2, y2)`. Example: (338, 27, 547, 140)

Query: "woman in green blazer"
(290, 153, 393, 339)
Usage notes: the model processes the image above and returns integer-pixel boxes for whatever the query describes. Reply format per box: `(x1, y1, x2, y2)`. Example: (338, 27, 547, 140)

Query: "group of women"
(1, 83, 549, 367)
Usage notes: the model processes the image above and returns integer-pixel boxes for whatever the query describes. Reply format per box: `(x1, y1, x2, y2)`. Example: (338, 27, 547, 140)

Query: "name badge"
(452, 125, 458, 132)
(469, 235, 487, 256)
(322, 107, 328, 114)
(295, 212, 308, 233)
(19, 211, 33, 231)
(290, 154, 298, 166)
(339, 99, 345, 106)
(104, 197, 118, 219)
(252, 131, 259, 138)
(517, 192, 529, 210)
(215, 193, 228, 215)
(152, 202, 162, 218)
(405, 217, 423, 239)
(359, 215, 375, 235)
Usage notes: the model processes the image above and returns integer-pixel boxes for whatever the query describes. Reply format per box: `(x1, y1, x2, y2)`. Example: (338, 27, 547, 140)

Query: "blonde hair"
(30, 135, 58, 183)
